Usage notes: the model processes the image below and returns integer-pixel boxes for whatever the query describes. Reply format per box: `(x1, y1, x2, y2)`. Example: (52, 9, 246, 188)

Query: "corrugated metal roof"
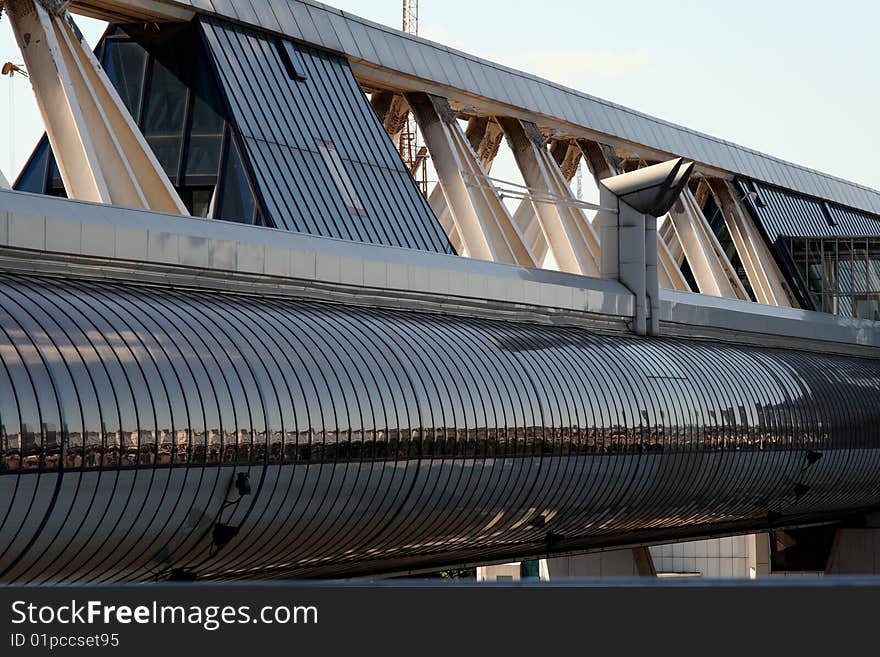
(199, 17, 453, 253)
(744, 179, 880, 240)
(164, 0, 880, 219)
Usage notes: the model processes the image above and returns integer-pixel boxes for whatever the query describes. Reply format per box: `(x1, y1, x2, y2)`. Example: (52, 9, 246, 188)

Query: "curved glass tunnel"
(0, 272, 879, 582)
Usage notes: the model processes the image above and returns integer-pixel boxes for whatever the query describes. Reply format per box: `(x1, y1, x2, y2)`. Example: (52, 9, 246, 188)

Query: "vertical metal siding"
(165, 0, 880, 218)
(199, 18, 454, 254)
(744, 178, 880, 241)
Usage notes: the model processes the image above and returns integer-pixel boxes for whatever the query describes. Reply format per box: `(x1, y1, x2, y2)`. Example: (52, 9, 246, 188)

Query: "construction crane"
(400, 0, 428, 196)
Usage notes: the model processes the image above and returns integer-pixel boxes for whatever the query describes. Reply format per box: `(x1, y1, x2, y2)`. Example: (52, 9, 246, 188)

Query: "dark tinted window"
(216, 134, 256, 223)
(15, 139, 49, 193)
(101, 40, 148, 118)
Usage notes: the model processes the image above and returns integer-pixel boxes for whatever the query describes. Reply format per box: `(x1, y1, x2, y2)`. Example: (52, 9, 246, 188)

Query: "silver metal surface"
(1, 189, 878, 354)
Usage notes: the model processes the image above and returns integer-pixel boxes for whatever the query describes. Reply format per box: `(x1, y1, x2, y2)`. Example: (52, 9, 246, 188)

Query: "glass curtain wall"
(785, 237, 880, 320)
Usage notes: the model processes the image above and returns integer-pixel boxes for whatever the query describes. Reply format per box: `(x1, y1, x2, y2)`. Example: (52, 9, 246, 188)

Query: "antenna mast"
(400, 0, 428, 196)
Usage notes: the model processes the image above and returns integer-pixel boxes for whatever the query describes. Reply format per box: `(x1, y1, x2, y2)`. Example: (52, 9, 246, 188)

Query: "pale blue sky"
(1, 0, 878, 190)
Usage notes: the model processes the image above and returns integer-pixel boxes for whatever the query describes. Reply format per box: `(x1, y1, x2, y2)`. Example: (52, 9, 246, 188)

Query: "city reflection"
(0, 274, 872, 474)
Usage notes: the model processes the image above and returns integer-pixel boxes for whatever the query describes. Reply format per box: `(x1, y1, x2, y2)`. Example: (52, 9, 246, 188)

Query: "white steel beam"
(509, 139, 582, 265)
(0, 169, 9, 189)
(429, 116, 504, 254)
(6, 0, 187, 213)
(406, 93, 536, 266)
(499, 117, 599, 276)
(69, 0, 194, 22)
(657, 231, 690, 292)
(668, 186, 749, 300)
(710, 179, 795, 307)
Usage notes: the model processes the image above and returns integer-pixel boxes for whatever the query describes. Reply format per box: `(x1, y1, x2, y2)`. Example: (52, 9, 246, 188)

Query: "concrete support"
(755, 532, 771, 576)
(667, 187, 748, 300)
(428, 116, 504, 253)
(543, 548, 656, 579)
(658, 232, 691, 291)
(6, 0, 187, 213)
(499, 117, 600, 276)
(407, 93, 536, 266)
(550, 139, 582, 181)
(711, 179, 795, 307)
(505, 140, 579, 265)
(477, 549, 656, 581)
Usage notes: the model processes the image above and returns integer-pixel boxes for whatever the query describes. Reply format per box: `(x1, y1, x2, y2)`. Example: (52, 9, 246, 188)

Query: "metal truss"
(5, 0, 187, 213)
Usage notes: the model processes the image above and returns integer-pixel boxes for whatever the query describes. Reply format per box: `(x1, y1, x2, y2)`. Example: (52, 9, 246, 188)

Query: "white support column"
(407, 93, 536, 266)
(668, 187, 748, 300)
(6, 0, 187, 213)
(660, 214, 686, 264)
(499, 118, 600, 277)
(658, 233, 691, 291)
(509, 139, 582, 266)
(428, 116, 504, 254)
(711, 180, 795, 307)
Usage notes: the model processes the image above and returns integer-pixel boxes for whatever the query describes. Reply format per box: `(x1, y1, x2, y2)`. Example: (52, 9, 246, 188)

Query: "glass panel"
(101, 39, 148, 119)
(189, 76, 225, 136)
(189, 188, 215, 218)
(183, 135, 223, 179)
(215, 136, 256, 223)
(46, 155, 66, 197)
(146, 136, 183, 179)
(836, 240, 854, 296)
(142, 58, 188, 178)
(14, 139, 49, 193)
(806, 239, 824, 309)
(869, 239, 880, 294)
(852, 239, 869, 294)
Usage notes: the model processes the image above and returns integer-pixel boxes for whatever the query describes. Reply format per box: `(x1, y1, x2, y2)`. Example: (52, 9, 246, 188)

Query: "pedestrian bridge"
(0, 0, 877, 581)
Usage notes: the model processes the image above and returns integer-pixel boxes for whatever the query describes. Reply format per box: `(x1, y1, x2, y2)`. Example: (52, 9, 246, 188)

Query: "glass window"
(215, 134, 256, 223)
(46, 155, 66, 197)
(184, 135, 223, 179)
(852, 239, 869, 294)
(868, 239, 880, 292)
(14, 23, 266, 230)
(145, 136, 183, 179)
(142, 58, 188, 178)
(188, 74, 225, 136)
(179, 187, 215, 217)
(14, 139, 50, 193)
(101, 40, 148, 119)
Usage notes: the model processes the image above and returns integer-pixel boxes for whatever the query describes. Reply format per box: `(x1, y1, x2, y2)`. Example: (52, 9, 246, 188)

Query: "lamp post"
(595, 158, 694, 335)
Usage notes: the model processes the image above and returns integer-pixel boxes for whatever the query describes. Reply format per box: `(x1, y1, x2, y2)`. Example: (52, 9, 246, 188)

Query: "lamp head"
(600, 157, 695, 216)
